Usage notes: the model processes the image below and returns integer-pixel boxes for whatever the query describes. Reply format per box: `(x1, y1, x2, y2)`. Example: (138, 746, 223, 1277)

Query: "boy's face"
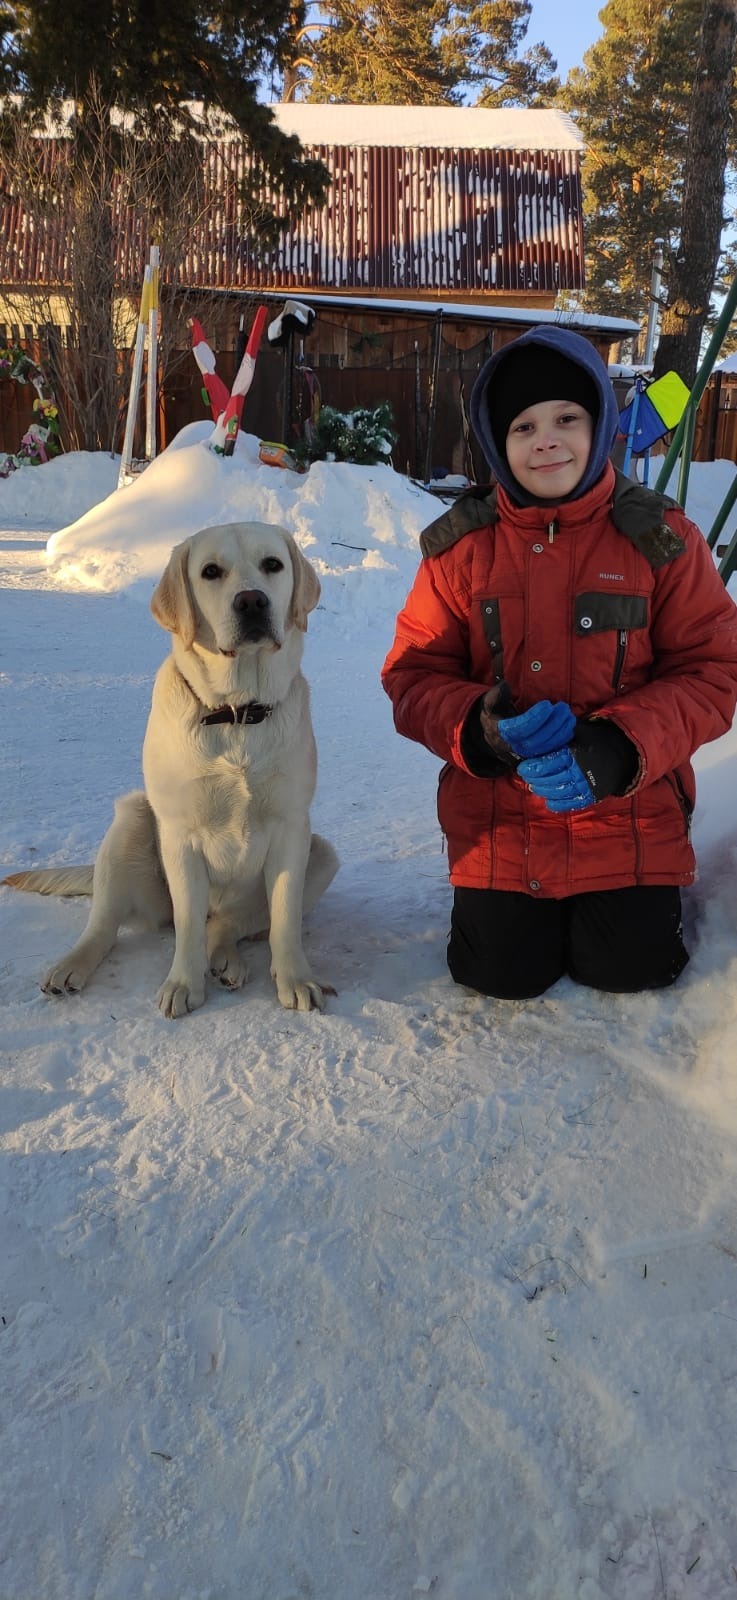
(505, 399, 593, 500)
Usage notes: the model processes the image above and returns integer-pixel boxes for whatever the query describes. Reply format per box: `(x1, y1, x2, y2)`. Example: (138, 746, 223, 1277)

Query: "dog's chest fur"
(141, 655, 316, 895)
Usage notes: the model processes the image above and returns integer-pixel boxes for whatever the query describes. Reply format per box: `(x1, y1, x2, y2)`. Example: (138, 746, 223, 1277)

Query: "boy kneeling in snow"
(382, 327, 737, 998)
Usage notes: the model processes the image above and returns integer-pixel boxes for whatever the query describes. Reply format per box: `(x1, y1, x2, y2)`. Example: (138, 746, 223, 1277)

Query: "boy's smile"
(505, 399, 593, 500)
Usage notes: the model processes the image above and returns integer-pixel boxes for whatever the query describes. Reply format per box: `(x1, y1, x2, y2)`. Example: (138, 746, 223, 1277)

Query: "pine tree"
(652, 0, 737, 384)
(559, 0, 705, 343)
(442, 0, 558, 107)
(299, 0, 556, 106)
(305, 0, 456, 104)
(0, 0, 328, 222)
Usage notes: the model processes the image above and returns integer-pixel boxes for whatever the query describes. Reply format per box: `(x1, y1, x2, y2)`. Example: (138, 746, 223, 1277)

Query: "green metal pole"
(654, 272, 737, 494)
(675, 403, 696, 506)
(653, 408, 688, 496)
(717, 524, 737, 586)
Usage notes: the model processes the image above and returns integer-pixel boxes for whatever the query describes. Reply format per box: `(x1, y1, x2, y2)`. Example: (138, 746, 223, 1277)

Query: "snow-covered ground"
(2, 427, 737, 1600)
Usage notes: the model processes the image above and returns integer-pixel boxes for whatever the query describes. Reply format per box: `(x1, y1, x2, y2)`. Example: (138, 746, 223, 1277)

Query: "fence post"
(423, 311, 443, 485)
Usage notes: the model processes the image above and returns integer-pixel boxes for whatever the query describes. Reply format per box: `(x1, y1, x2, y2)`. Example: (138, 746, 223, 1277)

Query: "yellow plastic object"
(646, 371, 690, 430)
(258, 439, 304, 472)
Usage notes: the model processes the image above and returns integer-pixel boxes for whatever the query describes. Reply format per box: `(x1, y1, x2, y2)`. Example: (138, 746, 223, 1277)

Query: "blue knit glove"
(518, 748, 595, 812)
(497, 700, 576, 759)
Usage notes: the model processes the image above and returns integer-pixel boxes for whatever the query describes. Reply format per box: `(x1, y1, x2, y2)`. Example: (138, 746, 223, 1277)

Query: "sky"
(2, 423, 737, 1597)
(526, 0, 605, 78)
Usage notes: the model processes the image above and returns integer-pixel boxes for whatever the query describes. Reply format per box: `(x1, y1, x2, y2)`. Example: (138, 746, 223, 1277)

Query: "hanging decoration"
(0, 345, 61, 478)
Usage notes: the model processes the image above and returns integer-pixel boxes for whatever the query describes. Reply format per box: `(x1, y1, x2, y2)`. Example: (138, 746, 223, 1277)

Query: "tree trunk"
(652, 0, 737, 385)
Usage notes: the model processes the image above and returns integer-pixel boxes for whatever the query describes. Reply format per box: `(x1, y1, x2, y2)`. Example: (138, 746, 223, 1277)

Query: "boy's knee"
(570, 945, 689, 993)
(448, 885, 565, 1000)
(447, 934, 561, 1000)
(567, 885, 689, 993)
(447, 955, 556, 1000)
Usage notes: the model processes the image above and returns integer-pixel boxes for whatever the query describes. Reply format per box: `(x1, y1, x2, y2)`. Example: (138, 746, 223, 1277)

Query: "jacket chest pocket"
(575, 592, 649, 692)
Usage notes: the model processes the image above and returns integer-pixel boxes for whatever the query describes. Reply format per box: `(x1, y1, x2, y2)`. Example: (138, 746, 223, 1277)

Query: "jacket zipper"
(612, 628, 627, 690)
(547, 519, 557, 543)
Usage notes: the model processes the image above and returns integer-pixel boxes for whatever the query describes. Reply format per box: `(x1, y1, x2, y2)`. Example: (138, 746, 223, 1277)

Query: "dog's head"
(151, 522, 321, 654)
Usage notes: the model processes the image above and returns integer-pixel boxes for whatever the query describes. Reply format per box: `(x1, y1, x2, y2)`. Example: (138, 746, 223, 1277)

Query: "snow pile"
(41, 423, 433, 622)
(0, 447, 119, 529)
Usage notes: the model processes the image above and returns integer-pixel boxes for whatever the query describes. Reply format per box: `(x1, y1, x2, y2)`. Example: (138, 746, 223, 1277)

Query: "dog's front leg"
(264, 820, 329, 1012)
(155, 835, 210, 1018)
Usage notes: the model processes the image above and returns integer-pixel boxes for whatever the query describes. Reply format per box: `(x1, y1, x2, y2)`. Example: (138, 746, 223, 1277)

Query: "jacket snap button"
(529, 879, 541, 891)
(532, 543, 544, 553)
(581, 616, 593, 629)
(531, 660, 542, 672)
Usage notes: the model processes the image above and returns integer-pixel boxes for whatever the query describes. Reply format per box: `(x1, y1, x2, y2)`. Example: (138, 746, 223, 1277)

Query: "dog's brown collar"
(201, 702, 273, 727)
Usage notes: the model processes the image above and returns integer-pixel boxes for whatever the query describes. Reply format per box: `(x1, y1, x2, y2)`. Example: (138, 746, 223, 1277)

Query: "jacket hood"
(469, 325, 621, 507)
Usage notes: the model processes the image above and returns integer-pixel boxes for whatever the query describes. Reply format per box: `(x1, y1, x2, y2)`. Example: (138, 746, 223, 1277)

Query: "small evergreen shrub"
(294, 402, 397, 467)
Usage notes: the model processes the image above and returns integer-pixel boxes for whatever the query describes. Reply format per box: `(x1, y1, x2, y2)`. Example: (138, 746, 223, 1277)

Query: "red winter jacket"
(381, 463, 737, 898)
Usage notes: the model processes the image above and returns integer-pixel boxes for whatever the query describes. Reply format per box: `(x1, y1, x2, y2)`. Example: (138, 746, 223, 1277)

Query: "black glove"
(570, 718, 640, 799)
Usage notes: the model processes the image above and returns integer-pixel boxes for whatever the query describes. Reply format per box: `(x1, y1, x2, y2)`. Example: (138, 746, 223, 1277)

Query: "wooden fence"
(0, 376, 37, 457)
(694, 371, 737, 463)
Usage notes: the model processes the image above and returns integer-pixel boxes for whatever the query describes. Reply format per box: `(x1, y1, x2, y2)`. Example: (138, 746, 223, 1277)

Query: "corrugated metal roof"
(0, 127, 584, 298)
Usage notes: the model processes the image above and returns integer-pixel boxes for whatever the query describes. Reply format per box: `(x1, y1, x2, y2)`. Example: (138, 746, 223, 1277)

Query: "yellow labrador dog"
(4, 522, 338, 1017)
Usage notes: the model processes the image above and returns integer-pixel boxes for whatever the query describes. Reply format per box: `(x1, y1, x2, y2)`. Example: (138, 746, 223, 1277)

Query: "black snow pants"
(447, 884, 689, 1000)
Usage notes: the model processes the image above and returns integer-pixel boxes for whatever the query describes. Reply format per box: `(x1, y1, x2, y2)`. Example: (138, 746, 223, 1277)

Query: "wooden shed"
(159, 290, 640, 483)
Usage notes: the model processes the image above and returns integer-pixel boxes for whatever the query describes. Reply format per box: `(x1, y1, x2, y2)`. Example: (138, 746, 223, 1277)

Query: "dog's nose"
(233, 588, 269, 615)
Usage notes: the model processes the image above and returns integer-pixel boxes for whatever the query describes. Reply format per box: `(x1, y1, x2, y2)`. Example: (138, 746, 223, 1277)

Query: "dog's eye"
(261, 557, 284, 575)
(201, 563, 222, 580)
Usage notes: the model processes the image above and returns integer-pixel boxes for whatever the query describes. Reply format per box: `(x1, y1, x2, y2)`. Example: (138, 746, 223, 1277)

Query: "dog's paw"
(41, 961, 89, 996)
(273, 969, 336, 1012)
(209, 944, 249, 989)
(156, 973, 206, 1019)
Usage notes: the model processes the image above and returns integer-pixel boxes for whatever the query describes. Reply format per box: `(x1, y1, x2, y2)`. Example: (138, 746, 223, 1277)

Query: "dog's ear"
(286, 535, 321, 632)
(150, 539, 197, 647)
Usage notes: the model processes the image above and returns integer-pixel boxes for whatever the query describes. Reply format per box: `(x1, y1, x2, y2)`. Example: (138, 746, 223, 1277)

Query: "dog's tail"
(2, 865, 94, 897)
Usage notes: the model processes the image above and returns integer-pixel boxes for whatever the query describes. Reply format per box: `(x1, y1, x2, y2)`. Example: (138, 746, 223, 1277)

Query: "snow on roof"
(21, 98, 582, 153)
(269, 104, 583, 152)
(217, 287, 640, 336)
